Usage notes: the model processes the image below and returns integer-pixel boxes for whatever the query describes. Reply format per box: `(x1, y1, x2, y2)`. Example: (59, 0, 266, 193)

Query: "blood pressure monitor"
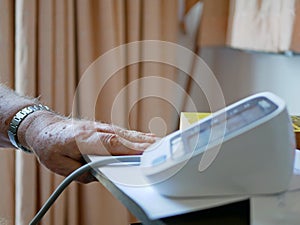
(141, 92, 295, 197)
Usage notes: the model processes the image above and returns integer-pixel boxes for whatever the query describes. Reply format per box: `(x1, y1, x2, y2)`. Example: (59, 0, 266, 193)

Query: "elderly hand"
(17, 111, 157, 183)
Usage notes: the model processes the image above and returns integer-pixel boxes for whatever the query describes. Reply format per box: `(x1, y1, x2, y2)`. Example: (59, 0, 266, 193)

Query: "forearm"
(0, 84, 38, 148)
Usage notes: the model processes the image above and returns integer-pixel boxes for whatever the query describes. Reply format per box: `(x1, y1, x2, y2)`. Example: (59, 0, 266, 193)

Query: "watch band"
(8, 104, 50, 153)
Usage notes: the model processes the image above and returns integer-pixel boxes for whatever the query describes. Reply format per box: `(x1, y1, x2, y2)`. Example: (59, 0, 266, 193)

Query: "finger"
(82, 121, 158, 144)
(75, 131, 152, 156)
(108, 135, 152, 155)
(111, 125, 157, 143)
(74, 130, 115, 155)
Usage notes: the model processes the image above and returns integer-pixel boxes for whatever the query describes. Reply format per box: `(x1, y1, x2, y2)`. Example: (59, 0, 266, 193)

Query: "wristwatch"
(8, 104, 50, 153)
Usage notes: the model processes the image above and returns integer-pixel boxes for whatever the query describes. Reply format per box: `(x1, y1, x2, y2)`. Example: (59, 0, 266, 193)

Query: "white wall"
(200, 47, 300, 115)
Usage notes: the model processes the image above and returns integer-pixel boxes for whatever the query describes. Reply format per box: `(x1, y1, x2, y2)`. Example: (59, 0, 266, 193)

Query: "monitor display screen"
(171, 97, 278, 154)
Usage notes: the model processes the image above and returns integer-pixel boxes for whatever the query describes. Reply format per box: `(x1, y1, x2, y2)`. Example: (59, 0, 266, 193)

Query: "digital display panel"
(171, 97, 278, 154)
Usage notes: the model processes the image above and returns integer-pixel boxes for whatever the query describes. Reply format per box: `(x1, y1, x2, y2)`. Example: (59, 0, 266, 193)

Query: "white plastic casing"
(140, 92, 295, 197)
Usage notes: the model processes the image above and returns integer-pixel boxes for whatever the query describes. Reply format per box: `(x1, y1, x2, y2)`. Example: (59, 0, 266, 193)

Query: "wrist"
(17, 109, 64, 153)
(1, 101, 35, 149)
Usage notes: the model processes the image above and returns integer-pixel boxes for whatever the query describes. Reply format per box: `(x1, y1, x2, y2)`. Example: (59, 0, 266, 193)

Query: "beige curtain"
(195, 0, 300, 53)
(0, 0, 178, 225)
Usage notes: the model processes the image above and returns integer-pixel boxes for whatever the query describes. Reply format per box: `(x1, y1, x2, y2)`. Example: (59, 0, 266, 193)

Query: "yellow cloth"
(179, 112, 210, 130)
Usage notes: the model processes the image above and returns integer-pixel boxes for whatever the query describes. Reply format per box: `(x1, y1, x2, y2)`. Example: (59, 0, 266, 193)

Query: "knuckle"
(107, 134, 119, 148)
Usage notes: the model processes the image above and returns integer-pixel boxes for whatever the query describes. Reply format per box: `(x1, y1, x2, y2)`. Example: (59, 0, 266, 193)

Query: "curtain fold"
(0, 0, 15, 224)
(14, 1, 38, 224)
(227, 0, 296, 52)
(196, 0, 300, 53)
(0, 0, 179, 224)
